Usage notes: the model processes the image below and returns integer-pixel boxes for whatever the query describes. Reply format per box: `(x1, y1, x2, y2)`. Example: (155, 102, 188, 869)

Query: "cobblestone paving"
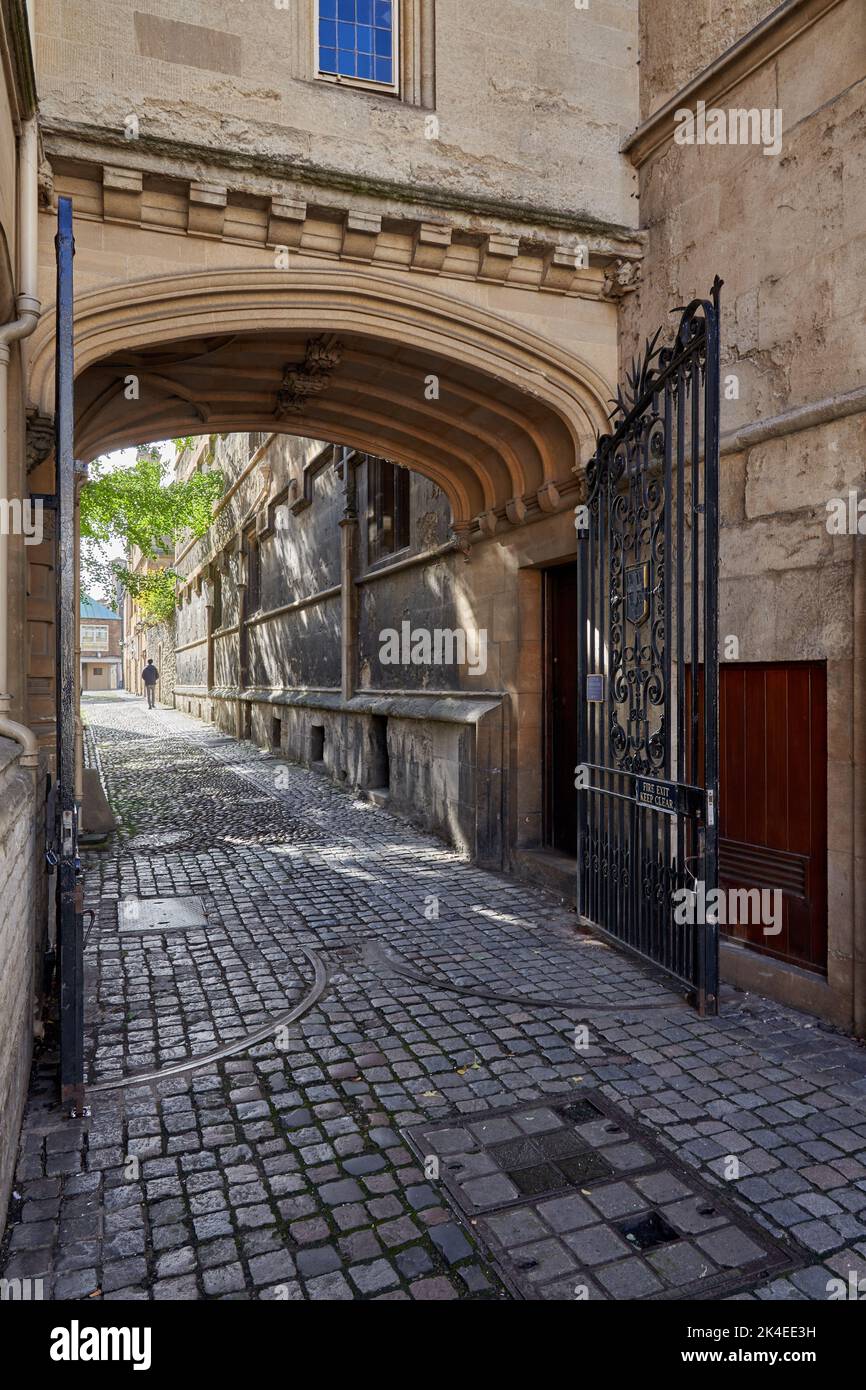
(3, 693, 866, 1301)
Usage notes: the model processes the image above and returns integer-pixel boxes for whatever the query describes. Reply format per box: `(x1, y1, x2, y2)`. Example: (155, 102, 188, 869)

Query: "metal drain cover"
(118, 896, 208, 934)
(404, 1090, 803, 1301)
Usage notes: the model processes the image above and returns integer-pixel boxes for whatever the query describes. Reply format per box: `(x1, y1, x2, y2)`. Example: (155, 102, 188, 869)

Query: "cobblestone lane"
(3, 694, 866, 1301)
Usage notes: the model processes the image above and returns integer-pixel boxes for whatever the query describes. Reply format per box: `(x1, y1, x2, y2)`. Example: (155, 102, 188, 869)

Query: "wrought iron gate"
(54, 195, 84, 1107)
(576, 279, 721, 1014)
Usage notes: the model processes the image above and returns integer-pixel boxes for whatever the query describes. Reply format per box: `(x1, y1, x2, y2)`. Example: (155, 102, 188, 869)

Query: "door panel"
(719, 662, 827, 974)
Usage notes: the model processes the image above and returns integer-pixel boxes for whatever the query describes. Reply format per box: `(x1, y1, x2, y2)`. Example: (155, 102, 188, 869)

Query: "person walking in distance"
(141, 658, 159, 709)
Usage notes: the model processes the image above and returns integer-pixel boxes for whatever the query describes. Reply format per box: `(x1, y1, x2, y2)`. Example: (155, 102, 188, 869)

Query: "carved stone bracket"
(267, 196, 307, 249)
(536, 481, 562, 513)
(188, 183, 227, 239)
(479, 232, 520, 282)
(276, 336, 342, 417)
(38, 157, 55, 209)
(342, 210, 382, 261)
(26, 410, 55, 473)
(602, 258, 642, 299)
(103, 166, 143, 223)
(412, 221, 452, 272)
(451, 521, 473, 561)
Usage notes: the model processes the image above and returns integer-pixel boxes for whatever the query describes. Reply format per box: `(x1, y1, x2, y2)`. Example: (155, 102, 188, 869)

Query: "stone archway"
(28, 263, 612, 537)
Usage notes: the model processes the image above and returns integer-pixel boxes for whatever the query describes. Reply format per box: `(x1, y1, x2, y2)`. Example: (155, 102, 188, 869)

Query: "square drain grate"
(118, 896, 208, 934)
(404, 1089, 805, 1301)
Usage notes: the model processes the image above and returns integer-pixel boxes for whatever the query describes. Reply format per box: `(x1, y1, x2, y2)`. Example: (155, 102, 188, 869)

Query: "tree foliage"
(112, 566, 179, 625)
(80, 443, 223, 622)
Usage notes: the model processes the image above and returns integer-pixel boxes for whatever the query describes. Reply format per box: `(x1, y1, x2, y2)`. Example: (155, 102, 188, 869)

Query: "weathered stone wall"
(622, 0, 866, 1028)
(637, 0, 778, 117)
(170, 430, 576, 866)
(0, 742, 38, 1240)
(34, 0, 640, 231)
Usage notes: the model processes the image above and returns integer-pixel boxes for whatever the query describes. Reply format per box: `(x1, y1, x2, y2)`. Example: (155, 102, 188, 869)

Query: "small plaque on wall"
(586, 674, 605, 702)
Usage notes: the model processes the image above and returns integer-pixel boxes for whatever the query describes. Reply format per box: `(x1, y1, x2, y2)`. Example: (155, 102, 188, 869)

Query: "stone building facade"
(0, 0, 44, 1240)
(121, 545, 177, 706)
(23, 3, 643, 890)
(79, 595, 121, 690)
(620, 0, 866, 1031)
(0, 1, 860, 1229)
(171, 428, 580, 871)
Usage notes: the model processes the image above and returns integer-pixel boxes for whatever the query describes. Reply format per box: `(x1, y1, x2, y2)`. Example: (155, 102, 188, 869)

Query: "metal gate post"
(54, 195, 84, 1110)
(699, 279, 722, 1016)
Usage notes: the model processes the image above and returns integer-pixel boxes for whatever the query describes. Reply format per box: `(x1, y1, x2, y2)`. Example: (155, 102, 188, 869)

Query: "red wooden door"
(719, 662, 827, 973)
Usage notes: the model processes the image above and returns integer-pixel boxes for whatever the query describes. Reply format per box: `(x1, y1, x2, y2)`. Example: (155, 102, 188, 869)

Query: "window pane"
(395, 466, 410, 550)
(320, 0, 394, 84)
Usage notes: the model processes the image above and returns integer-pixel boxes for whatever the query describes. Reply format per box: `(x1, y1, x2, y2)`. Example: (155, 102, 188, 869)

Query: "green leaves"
(114, 566, 179, 625)
(81, 446, 223, 557)
(80, 444, 224, 616)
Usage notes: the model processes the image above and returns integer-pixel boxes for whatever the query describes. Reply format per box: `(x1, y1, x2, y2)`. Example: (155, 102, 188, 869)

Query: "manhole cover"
(404, 1090, 804, 1301)
(118, 896, 208, 934)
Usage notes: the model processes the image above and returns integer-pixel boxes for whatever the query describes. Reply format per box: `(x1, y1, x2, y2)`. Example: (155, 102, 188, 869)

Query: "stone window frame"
(300, 0, 436, 108)
(367, 457, 411, 565)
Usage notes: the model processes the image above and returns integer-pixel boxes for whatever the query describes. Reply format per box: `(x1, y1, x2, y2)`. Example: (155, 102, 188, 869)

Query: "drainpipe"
(0, 115, 41, 767)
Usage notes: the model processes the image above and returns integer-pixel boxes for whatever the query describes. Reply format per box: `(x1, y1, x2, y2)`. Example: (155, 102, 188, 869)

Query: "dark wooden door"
(545, 563, 578, 857)
(719, 662, 827, 973)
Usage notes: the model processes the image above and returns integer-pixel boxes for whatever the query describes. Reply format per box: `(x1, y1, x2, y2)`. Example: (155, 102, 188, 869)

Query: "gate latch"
(61, 806, 75, 856)
(706, 789, 715, 827)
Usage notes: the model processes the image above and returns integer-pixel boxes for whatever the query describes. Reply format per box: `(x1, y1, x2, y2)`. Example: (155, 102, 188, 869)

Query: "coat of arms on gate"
(625, 562, 651, 626)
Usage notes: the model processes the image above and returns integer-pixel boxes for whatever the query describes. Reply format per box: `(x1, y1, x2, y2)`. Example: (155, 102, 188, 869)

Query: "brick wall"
(0, 739, 38, 1240)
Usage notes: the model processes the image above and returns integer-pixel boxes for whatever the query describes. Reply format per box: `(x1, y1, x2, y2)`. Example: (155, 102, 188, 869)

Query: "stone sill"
(199, 686, 503, 726)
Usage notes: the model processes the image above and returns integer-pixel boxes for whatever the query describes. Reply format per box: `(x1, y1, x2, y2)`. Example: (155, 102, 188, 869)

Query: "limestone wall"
(622, 0, 866, 1028)
(33, 0, 640, 231)
(170, 429, 576, 866)
(0, 743, 38, 1240)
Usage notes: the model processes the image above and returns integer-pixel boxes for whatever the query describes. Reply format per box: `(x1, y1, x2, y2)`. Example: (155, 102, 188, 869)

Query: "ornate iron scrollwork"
(577, 279, 722, 1009)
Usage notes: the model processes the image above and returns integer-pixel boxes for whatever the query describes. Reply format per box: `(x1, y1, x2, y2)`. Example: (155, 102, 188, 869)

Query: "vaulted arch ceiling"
(28, 265, 613, 531)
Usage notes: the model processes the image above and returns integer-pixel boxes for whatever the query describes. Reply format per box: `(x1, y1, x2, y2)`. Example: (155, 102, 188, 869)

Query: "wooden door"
(544, 563, 578, 857)
(719, 662, 827, 973)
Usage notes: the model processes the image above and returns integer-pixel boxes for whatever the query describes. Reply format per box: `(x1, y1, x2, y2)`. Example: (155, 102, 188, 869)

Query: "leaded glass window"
(318, 0, 397, 90)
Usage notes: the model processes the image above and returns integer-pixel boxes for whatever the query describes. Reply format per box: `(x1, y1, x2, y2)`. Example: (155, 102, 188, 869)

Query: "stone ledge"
(205, 686, 503, 725)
